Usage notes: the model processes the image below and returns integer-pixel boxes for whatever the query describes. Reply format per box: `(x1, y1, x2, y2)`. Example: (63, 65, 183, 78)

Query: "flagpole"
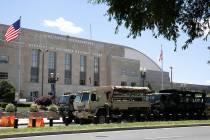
(161, 45, 164, 90)
(17, 16, 22, 101)
(161, 57, 163, 90)
(4, 17, 22, 101)
(89, 24, 92, 39)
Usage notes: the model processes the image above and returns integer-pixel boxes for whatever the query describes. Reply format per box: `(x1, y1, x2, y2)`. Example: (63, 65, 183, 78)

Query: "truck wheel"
(80, 118, 86, 124)
(74, 118, 80, 124)
(98, 115, 106, 124)
(63, 117, 72, 124)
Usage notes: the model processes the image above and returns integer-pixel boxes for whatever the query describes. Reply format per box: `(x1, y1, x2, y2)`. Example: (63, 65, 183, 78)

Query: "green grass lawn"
(0, 120, 210, 136)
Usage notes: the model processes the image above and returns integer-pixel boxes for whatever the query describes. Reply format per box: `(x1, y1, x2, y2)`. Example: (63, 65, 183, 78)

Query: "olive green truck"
(73, 86, 151, 124)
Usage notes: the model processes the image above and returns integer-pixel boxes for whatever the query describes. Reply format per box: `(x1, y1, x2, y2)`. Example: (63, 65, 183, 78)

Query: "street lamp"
(39, 49, 48, 96)
(48, 72, 59, 100)
(140, 68, 146, 87)
(169, 66, 173, 88)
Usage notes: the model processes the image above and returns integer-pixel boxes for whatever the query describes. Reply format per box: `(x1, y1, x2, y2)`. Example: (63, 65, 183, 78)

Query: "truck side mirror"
(91, 94, 96, 101)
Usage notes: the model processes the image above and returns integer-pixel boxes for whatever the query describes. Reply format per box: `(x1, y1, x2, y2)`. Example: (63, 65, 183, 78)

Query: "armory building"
(0, 24, 208, 101)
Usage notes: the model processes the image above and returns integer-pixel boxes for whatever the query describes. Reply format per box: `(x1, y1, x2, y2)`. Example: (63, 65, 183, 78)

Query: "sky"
(0, 0, 209, 85)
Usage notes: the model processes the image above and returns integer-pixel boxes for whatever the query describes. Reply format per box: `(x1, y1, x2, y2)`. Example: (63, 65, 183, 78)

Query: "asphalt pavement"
(2, 126, 210, 140)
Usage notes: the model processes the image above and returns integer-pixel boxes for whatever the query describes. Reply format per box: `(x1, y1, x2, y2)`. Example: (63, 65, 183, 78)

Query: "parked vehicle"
(205, 96, 210, 118)
(147, 89, 206, 120)
(73, 86, 151, 124)
(58, 93, 76, 124)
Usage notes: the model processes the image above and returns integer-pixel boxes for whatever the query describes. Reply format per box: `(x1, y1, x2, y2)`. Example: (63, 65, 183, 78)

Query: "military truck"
(58, 93, 76, 124)
(205, 96, 210, 118)
(147, 89, 206, 120)
(73, 86, 151, 124)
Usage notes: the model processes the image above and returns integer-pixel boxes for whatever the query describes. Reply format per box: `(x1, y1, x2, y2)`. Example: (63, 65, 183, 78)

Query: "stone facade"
(0, 24, 172, 101)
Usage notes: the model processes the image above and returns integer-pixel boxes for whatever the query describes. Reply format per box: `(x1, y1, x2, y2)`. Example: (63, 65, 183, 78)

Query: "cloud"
(43, 17, 83, 34)
(206, 80, 210, 85)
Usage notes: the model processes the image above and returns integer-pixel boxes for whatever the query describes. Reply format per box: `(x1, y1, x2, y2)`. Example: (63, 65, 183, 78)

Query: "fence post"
(14, 118, 18, 128)
(32, 117, 36, 127)
(49, 118, 53, 127)
(65, 117, 69, 126)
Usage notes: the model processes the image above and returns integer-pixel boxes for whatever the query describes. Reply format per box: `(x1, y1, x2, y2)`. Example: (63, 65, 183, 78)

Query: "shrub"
(39, 105, 48, 111)
(0, 102, 7, 108)
(29, 103, 39, 112)
(48, 104, 58, 112)
(34, 96, 52, 106)
(0, 80, 15, 102)
(17, 102, 31, 107)
(5, 103, 16, 112)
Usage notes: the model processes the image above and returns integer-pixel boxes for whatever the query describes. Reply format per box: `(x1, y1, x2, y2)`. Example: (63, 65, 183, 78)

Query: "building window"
(94, 57, 100, 86)
(131, 82, 136, 87)
(0, 72, 8, 79)
(30, 49, 39, 82)
(121, 81, 127, 86)
(30, 91, 38, 101)
(64, 53, 72, 85)
(48, 52, 56, 83)
(80, 55, 86, 85)
(0, 55, 9, 64)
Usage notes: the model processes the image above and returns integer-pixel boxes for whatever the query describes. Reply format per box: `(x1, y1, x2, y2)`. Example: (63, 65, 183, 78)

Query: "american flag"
(4, 18, 21, 42)
(159, 46, 163, 62)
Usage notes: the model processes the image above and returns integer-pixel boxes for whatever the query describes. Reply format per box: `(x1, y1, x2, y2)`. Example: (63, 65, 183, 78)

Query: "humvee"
(73, 86, 151, 124)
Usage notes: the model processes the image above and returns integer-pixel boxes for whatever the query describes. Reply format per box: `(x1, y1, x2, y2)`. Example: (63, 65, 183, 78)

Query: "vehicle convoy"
(73, 87, 209, 124)
(58, 93, 76, 123)
(147, 89, 207, 120)
(73, 86, 151, 123)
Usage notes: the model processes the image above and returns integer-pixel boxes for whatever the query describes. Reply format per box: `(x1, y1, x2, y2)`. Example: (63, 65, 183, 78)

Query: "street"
(3, 126, 210, 140)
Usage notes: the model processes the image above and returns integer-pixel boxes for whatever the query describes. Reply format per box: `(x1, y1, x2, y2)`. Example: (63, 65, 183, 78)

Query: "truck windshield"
(81, 92, 90, 102)
(74, 92, 90, 102)
(59, 96, 70, 104)
(75, 94, 82, 102)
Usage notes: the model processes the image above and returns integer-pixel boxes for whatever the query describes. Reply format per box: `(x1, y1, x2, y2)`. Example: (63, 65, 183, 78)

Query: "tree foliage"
(90, 0, 209, 50)
(0, 80, 15, 102)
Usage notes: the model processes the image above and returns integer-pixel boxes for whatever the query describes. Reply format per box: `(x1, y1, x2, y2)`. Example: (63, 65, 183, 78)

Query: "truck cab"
(58, 93, 76, 123)
(73, 89, 110, 123)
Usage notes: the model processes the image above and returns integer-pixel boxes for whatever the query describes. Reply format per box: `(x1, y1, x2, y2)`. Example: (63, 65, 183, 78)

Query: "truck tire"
(63, 117, 72, 124)
(98, 115, 106, 124)
(74, 118, 80, 124)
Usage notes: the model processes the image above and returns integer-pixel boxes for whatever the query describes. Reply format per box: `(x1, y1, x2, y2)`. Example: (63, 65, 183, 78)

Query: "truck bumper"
(73, 111, 94, 119)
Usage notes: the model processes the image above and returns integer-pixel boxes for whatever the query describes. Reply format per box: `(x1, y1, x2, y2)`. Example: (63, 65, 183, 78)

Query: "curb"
(0, 124, 210, 139)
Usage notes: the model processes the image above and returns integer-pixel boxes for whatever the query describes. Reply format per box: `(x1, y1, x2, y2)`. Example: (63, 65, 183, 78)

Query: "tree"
(0, 80, 15, 102)
(90, 0, 209, 50)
